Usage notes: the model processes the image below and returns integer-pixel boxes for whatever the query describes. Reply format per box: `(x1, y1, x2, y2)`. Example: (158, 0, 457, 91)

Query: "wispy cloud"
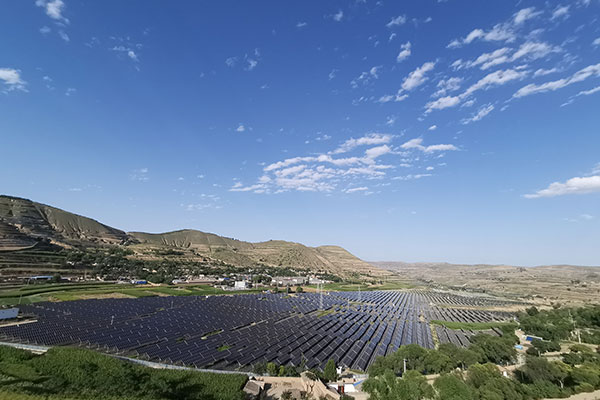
(400, 138, 458, 153)
(332, 10, 343, 22)
(332, 133, 393, 154)
(386, 15, 406, 28)
(426, 68, 527, 113)
(514, 63, 600, 98)
(551, 5, 570, 21)
(130, 168, 149, 182)
(396, 41, 411, 62)
(461, 104, 494, 124)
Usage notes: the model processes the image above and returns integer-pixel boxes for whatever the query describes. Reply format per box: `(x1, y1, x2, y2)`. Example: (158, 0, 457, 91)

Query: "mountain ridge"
(0, 195, 385, 277)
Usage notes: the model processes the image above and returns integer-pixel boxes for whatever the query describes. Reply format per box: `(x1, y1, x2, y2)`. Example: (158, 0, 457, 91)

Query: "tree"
(296, 286, 303, 293)
(469, 334, 516, 365)
(266, 362, 278, 376)
(323, 359, 337, 382)
(433, 373, 473, 400)
(363, 370, 434, 400)
(517, 357, 569, 389)
(438, 343, 479, 370)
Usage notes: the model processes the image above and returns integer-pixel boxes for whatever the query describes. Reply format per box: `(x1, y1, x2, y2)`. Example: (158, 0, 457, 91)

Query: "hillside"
(0, 195, 385, 278)
(129, 230, 385, 277)
(374, 261, 600, 305)
(0, 195, 129, 249)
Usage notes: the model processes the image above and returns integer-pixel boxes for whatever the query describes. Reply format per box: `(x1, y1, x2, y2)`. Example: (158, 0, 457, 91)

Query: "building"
(234, 280, 249, 289)
(272, 276, 307, 286)
(0, 308, 19, 320)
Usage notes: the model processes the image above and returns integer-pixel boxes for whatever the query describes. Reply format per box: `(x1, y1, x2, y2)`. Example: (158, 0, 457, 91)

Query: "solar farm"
(0, 290, 517, 372)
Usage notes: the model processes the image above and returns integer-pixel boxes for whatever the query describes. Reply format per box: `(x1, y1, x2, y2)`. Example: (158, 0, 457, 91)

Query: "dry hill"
(0, 195, 385, 278)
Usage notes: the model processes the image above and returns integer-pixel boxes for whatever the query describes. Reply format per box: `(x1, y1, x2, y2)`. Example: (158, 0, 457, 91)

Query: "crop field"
(0, 289, 520, 372)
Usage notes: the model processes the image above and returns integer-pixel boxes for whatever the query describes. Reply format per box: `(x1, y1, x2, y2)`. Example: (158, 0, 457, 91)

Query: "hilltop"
(0, 195, 385, 279)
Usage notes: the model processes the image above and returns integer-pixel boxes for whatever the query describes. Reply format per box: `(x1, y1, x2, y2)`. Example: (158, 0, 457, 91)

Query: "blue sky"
(1, 1, 600, 266)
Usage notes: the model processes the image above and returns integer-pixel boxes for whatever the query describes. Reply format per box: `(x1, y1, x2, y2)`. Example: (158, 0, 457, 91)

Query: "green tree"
(433, 373, 473, 400)
(266, 362, 278, 376)
(323, 359, 338, 382)
(363, 370, 434, 400)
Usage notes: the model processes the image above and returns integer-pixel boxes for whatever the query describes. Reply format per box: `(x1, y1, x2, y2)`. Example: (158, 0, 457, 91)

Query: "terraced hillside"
(0, 195, 129, 248)
(0, 195, 386, 279)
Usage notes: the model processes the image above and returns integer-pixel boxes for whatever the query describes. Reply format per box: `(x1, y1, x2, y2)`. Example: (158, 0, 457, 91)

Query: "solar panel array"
(0, 290, 513, 371)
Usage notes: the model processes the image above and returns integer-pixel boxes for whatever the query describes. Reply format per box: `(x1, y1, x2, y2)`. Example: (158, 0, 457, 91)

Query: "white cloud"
(461, 104, 494, 124)
(332, 133, 393, 154)
(432, 77, 462, 98)
(246, 59, 258, 70)
(424, 95, 461, 113)
(400, 138, 458, 153)
(36, 0, 68, 23)
(112, 46, 140, 62)
(551, 5, 570, 20)
(344, 186, 368, 193)
(513, 7, 542, 25)
(396, 41, 411, 63)
(236, 124, 246, 132)
(511, 41, 560, 62)
(40, 26, 51, 35)
(385, 115, 396, 126)
(296, 21, 307, 28)
(386, 15, 406, 28)
(333, 10, 343, 22)
(328, 69, 338, 80)
(534, 67, 559, 77)
(576, 86, 600, 96)
(393, 174, 432, 181)
(130, 168, 149, 182)
(525, 175, 600, 198)
(514, 63, 600, 98)
(0, 68, 26, 92)
(428, 125, 437, 131)
(401, 61, 435, 91)
(593, 38, 600, 46)
(377, 93, 408, 103)
(448, 23, 515, 48)
(351, 66, 381, 88)
(225, 57, 237, 67)
(464, 68, 528, 97)
(58, 30, 69, 42)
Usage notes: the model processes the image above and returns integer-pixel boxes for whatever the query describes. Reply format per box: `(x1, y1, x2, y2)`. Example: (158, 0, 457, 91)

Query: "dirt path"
(543, 390, 600, 400)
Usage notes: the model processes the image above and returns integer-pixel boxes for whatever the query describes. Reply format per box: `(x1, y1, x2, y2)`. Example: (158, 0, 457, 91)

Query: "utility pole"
(403, 358, 407, 374)
(319, 282, 323, 311)
(110, 315, 114, 326)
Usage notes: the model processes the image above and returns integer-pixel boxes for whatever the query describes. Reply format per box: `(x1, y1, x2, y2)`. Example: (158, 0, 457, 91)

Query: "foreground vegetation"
(364, 305, 600, 400)
(0, 345, 247, 400)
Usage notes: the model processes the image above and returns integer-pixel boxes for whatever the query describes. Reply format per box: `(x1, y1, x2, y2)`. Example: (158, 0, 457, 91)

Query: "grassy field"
(305, 280, 414, 292)
(0, 282, 267, 306)
(0, 278, 414, 307)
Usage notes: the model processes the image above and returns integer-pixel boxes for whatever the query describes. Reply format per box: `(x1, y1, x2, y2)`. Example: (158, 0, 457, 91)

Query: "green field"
(0, 345, 247, 400)
(0, 282, 266, 306)
(306, 280, 414, 292)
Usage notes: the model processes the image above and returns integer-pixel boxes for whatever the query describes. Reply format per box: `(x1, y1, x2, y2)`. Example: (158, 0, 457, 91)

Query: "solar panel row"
(0, 290, 512, 372)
